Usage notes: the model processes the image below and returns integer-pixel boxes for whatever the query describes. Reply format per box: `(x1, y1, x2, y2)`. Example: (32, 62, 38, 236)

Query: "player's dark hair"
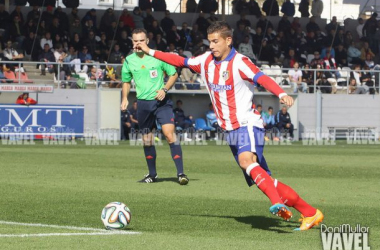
(268, 106, 273, 110)
(132, 28, 148, 37)
(257, 104, 262, 108)
(207, 21, 232, 39)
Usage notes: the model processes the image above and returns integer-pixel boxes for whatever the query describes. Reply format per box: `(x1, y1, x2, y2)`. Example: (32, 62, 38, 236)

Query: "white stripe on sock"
(274, 179, 278, 187)
(245, 163, 260, 176)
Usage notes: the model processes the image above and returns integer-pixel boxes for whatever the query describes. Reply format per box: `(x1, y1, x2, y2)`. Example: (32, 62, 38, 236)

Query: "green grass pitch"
(0, 141, 379, 249)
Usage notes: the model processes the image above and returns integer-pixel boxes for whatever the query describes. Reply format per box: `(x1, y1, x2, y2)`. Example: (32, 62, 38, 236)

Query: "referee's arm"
(121, 82, 131, 111)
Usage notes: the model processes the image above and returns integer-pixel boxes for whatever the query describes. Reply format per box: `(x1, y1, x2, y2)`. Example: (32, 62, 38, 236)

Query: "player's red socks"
(246, 163, 283, 205)
(274, 180, 316, 217)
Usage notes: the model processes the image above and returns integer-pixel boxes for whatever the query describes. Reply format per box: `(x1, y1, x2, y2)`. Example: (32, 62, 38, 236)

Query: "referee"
(120, 28, 189, 185)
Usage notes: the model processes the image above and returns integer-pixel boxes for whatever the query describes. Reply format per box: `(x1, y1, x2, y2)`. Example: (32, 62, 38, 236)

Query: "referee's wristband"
(149, 49, 156, 56)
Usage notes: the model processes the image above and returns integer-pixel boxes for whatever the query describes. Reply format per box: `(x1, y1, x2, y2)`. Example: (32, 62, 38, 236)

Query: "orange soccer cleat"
(295, 209, 324, 231)
(269, 203, 293, 221)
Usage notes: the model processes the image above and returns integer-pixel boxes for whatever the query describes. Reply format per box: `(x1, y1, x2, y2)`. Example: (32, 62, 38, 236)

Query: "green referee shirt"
(122, 53, 177, 100)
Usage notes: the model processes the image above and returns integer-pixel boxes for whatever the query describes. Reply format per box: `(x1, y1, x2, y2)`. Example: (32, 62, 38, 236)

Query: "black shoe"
(178, 173, 189, 185)
(138, 174, 158, 183)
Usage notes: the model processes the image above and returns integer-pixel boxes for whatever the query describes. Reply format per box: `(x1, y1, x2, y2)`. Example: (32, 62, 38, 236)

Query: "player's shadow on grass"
(199, 214, 298, 233)
(156, 178, 199, 183)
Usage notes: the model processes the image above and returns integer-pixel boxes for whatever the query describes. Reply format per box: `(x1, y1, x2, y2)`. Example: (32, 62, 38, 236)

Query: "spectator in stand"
(38, 43, 55, 75)
(100, 8, 116, 34)
(288, 62, 307, 93)
(362, 65, 375, 94)
(264, 26, 276, 43)
(70, 18, 82, 40)
(344, 31, 354, 48)
(24, 19, 37, 37)
(108, 44, 125, 64)
(155, 33, 167, 51)
(306, 16, 320, 33)
(276, 106, 294, 140)
(129, 100, 139, 132)
(10, 5, 24, 26)
(152, 0, 167, 12)
(147, 32, 157, 49)
(143, 8, 155, 31)
(281, 0, 295, 17)
(278, 15, 292, 34)
(25, 6, 40, 24)
(139, 0, 152, 11)
(54, 43, 68, 81)
(256, 15, 274, 31)
(191, 23, 204, 45)
(305, 31, 319, 54)
(198, 0, 218, 14)
(257, 39, 275, 64)
(78, 45, 92, 73)
(104, 63, 121, 88)
(85, 31, 100, 61)
(262, 106, 278, 140)
(262, 0, 279, 16)
(335, 43, 347, 67)
(311, 0, 323, 18)
(119, 9, 136, 30)
(283, 48, 299, 70)
(149, 19, 164, 39)
(3, 40, 24, 72)
(348, 78, 368, 94)
(71, 33, 83, 53)
(98, 33, 109, 62)
(118, 30, 133, 56)
(174, 100, 194, 141)
(360, 41, 375, 61)
(206, 103, 220, 140)
(81, 8, 97, 28)
(10, 15, 25, 48)
(161, 10, 175, 35)
(41, 6, 54, 30)
(16, 93, 37, 105)
(364, 53, 375, 69)
(22, 31, 40, 61)
(248, 0, 262, 18)
(347, 41, 363, 66)
(363, 12, 378, 54)
(82, 18, 98, 40)
(233, 23, 247, 48)
(238, 35, 256, 62)
(315, 64, 333, 93)
(178, 22, 192, 50)
(88, 66, 103, 86)
(186, 0, 199, 13)
(207, 11, 218, 25)
(0, 4, 10, 31)
(54, 6, 70, 34)
(178, 49, 198, 84)
(301, 63, 315, 93)
(166, 25, 181, 47)
(236, 14, 251, 29)
(325, 16, 338, 34)
(356, 18, 364, 39)
(298, 0, 310, 17)
(133, 7, 145, 29)
(310, 51, 324, 68)
(196, 12, 210, 38)
(68, 7, 80, 28)
(252, 26, 264, 54)
(37, 20, 48, 37)
(116, 21, 131, 40)
(334, 29, 345, 49)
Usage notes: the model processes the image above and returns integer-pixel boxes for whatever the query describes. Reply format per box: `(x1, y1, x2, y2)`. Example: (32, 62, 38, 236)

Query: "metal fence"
(1, 60, 380, 94)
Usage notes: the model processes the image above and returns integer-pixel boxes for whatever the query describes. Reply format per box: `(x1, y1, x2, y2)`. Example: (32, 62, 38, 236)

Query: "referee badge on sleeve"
(150, 69, 158, 78)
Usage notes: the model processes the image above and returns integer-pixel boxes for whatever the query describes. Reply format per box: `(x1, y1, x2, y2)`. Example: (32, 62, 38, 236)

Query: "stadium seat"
(3, 70, 18, 83)
(15, 72, 33, 83)
(195, 118, 212, 131)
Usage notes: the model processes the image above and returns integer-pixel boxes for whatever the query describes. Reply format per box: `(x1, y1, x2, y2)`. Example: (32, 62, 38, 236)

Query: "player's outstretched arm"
(136, 42, 187, 68)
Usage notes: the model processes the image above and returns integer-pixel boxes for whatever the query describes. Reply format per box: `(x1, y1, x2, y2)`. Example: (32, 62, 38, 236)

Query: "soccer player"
(135, 21, 324, 230)
(120, 28, 189, 185)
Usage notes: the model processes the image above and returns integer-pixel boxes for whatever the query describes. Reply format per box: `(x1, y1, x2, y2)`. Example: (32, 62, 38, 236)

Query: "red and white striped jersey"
(152, 48, 286, 131)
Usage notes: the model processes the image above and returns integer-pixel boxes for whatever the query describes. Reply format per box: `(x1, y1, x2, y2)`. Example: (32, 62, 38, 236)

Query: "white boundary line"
(0, 232, 140, 238)
(0, 221, 141, 237)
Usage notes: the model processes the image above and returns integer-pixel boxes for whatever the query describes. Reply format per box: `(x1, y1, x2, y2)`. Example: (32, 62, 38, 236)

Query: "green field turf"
(0, 141, 379, 250)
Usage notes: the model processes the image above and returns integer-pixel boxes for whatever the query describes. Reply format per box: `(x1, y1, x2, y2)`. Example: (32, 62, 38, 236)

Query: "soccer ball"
(101, 202, 131, 230)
